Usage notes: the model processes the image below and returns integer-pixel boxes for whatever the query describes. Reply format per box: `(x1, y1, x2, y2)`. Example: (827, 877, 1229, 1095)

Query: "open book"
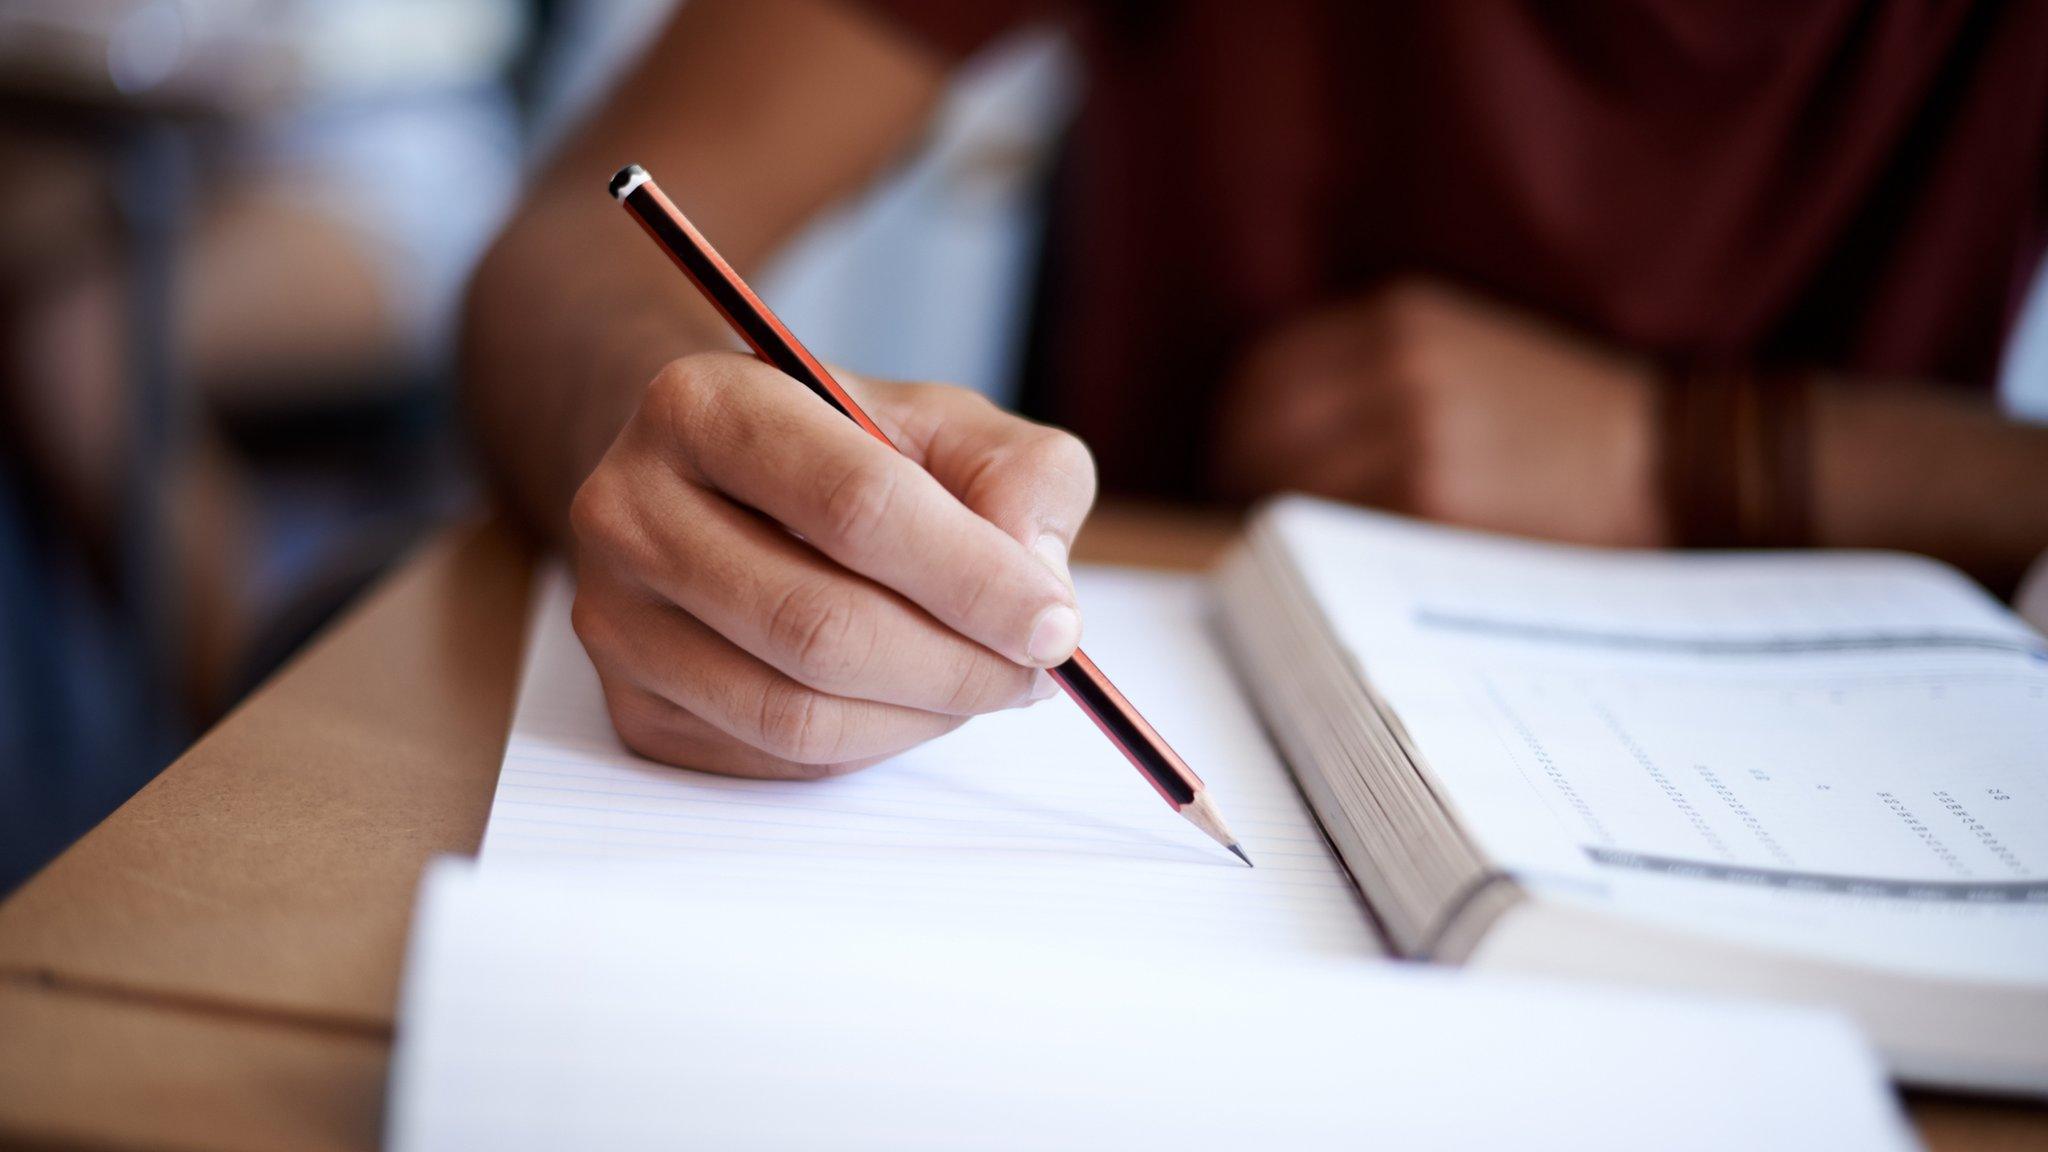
(1217, 498, 2048, 1094)
(389, 559, 1918, 1149)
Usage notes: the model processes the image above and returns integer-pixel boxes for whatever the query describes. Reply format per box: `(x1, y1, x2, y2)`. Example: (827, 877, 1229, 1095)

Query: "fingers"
(1288, 428, 1410, 506)
(653, 353, 1083, 668)
(593, 675, 903, 781)
(1212, 300, 1415, 500)
(572, 351, 1097, 781)
(1216, 374, 1397, 499)
(865, 380, 1097, 587)
(574, 450, 1050, 714)
(576, 575, 970, 776)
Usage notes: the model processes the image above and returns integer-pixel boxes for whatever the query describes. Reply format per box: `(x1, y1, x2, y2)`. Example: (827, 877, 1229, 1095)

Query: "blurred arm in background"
(1213, 277, 2048, 594)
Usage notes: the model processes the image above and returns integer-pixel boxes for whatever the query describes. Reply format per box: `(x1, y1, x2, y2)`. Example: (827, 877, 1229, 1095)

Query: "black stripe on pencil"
(608, 163, 1249, 867)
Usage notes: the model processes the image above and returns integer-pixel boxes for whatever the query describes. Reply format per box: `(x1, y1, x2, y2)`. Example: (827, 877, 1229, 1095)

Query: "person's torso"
(1021, 1, 2048, 496)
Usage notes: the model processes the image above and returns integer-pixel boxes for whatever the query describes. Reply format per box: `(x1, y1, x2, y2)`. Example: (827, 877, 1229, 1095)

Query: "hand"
(1213, 280, 1666, 546)
(569, 352, 1095, 778)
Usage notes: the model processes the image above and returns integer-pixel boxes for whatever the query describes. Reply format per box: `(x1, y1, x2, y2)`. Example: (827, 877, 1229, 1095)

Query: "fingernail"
(1029, 669, 1059, 702)
(1025, 604, 1080, 666)
(1032, 532, 1073, 587)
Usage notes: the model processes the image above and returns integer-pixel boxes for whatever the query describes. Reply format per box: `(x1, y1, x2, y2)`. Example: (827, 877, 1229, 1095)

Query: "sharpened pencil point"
(1180, 791, 1247, 863)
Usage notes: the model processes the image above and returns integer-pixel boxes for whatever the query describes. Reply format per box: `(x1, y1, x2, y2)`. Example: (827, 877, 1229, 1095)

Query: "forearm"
(1810, 378, 2048, 594)
(461, 193, 729, 543)
(459, 0, 945, 544)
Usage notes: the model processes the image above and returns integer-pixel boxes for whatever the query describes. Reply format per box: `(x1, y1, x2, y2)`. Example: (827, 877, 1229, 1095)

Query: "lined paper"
(481, 567, 1380, 957)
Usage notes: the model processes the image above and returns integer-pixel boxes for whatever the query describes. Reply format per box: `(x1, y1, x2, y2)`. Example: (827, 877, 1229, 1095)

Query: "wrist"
(1656, 363, 1813, 549)
(1605, 358, 1670, 547)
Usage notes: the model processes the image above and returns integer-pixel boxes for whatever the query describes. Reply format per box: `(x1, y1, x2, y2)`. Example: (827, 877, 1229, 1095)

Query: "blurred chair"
(0, 0, 524, 888)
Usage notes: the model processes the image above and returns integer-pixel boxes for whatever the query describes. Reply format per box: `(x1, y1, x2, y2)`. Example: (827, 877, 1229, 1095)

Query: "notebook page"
(481, 566, 1378, 957)
(388, 858, 1917, 1152)
(1269, 498, 2048, 983)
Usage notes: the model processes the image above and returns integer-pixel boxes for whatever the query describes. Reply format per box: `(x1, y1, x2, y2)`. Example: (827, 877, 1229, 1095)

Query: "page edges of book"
(1213, 528, 1503, 957)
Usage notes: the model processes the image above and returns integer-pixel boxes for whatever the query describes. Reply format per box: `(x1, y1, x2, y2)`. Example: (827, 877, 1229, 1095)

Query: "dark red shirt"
(861, 1, 2048, 496)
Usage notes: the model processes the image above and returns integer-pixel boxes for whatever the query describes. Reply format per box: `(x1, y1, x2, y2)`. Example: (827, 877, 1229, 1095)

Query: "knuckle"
(933, 381, 996, 412)
(940, 653, 1016, 715)
(642, 360, 695, 429)
(1372, 284, 1449, 368)
(569, 592, 613, 655)
(1026, 427, 1097, 499)
(947, 555, 1008, 633)
(1361, 299, 1431, 380)
(963, 423, 1097, 523)
(764, 578, 871, 689)
(1375, 278, 1443, 323)
(899, 379, 987, 416)
(647, 356, 731, 456)
(753, 680, 843, 764)
(647, 356, 709, 410)
(610, 708, 663, 762)
(567, 473, 618, 548)
(1403, 415, 1454, 516)
(567, 480, 603, 545)
(818, 458, 901, 553)
(1385, 338, 1436, 388)
(569, 473, 664, 580)
(602, 687, 671, 763)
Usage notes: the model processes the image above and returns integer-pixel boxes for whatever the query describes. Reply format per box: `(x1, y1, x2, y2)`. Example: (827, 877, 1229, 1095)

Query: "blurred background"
(1, 0, 2046, 893)
(0, 0, 1079, 892)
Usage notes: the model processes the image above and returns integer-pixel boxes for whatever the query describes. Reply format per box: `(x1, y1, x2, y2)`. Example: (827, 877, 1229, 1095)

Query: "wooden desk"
(0, 505, 2040, 1151)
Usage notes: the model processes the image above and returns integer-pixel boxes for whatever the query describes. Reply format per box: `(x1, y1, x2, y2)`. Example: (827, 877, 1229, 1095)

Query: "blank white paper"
(388, 859, 1916, 1152)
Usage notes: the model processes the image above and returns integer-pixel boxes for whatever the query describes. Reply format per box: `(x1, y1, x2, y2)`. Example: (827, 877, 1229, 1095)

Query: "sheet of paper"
(387, 859, 1916, 1152)
(481, 566, 1378, 957)
(1270, 498, 2048, 983)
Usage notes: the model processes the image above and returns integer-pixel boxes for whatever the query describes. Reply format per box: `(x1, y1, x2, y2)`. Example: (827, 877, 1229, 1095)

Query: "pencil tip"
(1228, 843, 1254, 868)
